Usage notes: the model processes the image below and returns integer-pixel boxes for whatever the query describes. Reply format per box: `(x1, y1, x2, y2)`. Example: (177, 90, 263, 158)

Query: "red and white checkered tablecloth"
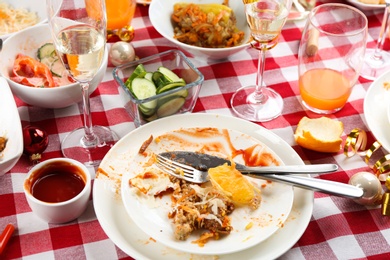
(1, 2, 390, 259)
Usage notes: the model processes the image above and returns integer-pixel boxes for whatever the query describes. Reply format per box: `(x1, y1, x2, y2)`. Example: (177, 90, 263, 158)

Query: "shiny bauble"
(348, 171, 383, 206)
(109, 41, 136, 66)
(23, 125, 49, 162)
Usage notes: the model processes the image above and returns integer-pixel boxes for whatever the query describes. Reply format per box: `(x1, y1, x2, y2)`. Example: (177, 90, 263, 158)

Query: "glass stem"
(254, 43, 268, 103)
(374, 2, 390, 60)
(80, 82, 97, 146)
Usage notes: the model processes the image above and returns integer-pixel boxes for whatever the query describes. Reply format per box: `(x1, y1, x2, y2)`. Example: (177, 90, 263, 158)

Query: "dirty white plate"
(94, 113, 314, 259)
(121, 127, 294, 255)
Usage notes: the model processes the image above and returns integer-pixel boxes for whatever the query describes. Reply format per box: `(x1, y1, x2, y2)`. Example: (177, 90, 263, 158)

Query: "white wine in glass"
(47, 0, 118, 166)
(231, 0, 292, 122)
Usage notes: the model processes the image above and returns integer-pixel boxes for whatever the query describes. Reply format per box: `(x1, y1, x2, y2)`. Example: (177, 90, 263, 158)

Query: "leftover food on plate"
(10, 43, 75, 88)
(0, 1, 39, 36)
(126, 127, 290, 249)
(172, 1, 245, 48)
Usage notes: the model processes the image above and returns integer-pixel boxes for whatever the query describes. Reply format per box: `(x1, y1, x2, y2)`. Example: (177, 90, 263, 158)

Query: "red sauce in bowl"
(26, 161, 86, 203)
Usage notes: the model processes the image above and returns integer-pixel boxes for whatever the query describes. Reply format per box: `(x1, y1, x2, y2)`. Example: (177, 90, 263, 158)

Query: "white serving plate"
(0, 77, 23, 176)
(364, 70, 390, 152)
(94, 113, 314, 259)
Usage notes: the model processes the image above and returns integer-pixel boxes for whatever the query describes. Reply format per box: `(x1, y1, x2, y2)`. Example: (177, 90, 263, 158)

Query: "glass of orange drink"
(105, 0, 136, 41)
(297, 3, 368, 114)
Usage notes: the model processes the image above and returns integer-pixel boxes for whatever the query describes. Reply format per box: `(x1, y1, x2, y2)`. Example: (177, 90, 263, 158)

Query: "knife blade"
(159, 151, 338, 174)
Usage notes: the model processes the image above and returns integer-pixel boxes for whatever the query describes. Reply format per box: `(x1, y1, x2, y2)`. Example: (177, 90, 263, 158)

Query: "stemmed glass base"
(61, 126, 119, 167)
(359, 48, 390, 80)
(231, 85, 284, 122)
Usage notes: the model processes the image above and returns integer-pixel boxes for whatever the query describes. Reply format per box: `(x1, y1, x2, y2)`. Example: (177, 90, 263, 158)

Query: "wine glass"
(46, 0, 118, 166)
(360, 0, 390, 80)
(297, 4, 368, 114)
(230, 0, 292, 122)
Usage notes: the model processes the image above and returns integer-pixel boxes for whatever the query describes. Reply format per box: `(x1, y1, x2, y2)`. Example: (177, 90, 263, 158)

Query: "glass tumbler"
(297, 3, 368, 114)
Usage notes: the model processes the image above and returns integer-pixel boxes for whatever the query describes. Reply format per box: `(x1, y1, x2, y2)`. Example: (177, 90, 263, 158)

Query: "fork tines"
(155, 154, 196, 182)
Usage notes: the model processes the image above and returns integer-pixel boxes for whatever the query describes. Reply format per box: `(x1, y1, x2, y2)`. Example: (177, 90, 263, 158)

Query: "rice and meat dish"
(171, 1, 245, 48)
(129, 160, 236, 246)
(0, 1, 39, 36)
(168, 176, 235, 244)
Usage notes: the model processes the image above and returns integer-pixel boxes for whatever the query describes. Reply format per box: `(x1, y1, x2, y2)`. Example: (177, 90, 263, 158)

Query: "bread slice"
(294, 116, 343, 153)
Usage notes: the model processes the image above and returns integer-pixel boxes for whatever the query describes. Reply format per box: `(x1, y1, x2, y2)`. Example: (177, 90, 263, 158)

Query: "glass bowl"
(113, 50, 204, 127)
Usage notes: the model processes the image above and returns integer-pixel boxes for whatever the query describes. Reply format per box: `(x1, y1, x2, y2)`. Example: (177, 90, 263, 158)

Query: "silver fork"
(155, 154, 363, 198)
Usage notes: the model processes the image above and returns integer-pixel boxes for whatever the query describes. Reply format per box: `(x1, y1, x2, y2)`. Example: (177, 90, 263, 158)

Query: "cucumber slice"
(125, 64, 147, 88)
(158, 90, 188, 106)
(158, 66, 183, 82)
(143, 113, 158, 122)
(131, 78, 157, 110)
(157, 97, 185, 117)
(49, 59, 64, 77)
(156, 81, 186, 94)
(139, 104, 156, 116)
(152, 71, 170, 89)
(144, 72, 153, 81)
(38, 43, 56, 61)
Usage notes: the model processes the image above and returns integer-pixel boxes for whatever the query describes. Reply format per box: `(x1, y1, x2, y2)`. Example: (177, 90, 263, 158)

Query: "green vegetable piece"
(125, 64, 147, 88)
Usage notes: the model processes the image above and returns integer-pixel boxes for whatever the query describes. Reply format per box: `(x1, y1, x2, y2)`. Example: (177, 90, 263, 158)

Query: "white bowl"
(0, 78, 23, 176)
(23, 158, 92, 223)
(0, 0, 48, 40)
(149, 0, 251, 60)
(0, 24, 108, 109)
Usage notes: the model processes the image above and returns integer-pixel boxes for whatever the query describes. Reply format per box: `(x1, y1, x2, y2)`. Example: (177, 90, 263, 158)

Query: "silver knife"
(159, 151, 338, 174)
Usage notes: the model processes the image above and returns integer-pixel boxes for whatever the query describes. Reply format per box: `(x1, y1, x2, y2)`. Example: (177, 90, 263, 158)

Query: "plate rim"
(0, 77, 23, 175)
(345, 0, 385, 11)
(364, 70, 390, 152)
(93, 113, 314, 259)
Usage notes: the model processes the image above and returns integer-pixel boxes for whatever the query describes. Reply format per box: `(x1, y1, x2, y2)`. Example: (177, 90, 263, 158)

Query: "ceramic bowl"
(23, 158, 92, 223)
(0, 24, 108, 109)
(149, 0, 251, 60)
(0, 0, 47, 40)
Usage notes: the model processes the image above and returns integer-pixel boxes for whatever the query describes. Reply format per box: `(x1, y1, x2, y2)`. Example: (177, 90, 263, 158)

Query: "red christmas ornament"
(23, 125, 49, 162)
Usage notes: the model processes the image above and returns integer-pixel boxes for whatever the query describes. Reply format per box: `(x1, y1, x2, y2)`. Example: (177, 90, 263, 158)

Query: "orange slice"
(208, 161, 260, 207)
(294, 116, 343, 153)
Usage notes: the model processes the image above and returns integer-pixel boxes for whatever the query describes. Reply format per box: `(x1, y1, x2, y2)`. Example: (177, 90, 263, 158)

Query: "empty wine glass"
(231, 0, 292, 122)
(47, 0, 118, 166)
(360, 0, 390, 80)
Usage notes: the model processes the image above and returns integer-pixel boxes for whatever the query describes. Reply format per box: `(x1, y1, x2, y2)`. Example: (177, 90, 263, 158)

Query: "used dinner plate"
(346, 0, 384, 11)
(94, 113, 314, 259)
(121, 127, 294, 255)
(364, 70, 390, 152)
(0, 77, 23, 176)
